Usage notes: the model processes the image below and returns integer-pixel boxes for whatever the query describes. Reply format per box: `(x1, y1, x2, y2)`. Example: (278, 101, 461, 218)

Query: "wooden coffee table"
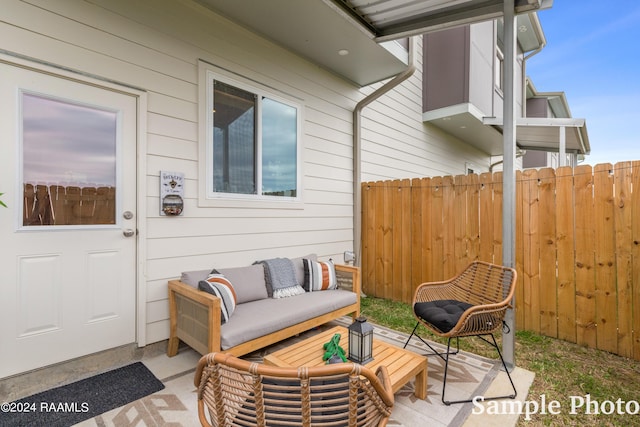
(263, 325, 427, 399)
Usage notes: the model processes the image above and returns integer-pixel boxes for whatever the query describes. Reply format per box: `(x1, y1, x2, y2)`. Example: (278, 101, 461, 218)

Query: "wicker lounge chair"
(195, 352, 395, 427)
(403, 260, 518, 405)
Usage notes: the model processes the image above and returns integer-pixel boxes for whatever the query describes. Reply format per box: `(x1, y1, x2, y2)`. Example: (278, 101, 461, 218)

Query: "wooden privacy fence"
(361, 161, 640, 361)
(23, 183, 116, 226)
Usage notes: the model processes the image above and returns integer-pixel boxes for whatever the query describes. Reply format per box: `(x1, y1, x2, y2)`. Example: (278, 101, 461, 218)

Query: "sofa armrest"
(334, 264, 361, 296)
(167, 280, 221, 356)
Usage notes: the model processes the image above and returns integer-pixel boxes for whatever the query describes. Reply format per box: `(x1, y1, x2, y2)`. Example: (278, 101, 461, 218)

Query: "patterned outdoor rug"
(75, 318, 502, 427)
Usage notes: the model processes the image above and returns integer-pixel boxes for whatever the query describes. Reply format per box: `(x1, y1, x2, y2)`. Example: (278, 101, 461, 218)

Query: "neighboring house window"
(465, 162, 475, 175)
(200, 66, 301, 202)
(495, 47, 504, 91)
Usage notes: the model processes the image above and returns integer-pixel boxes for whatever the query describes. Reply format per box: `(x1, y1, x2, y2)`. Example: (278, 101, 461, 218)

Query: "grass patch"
(360, 296, 416, 335)
(360, 296, 640, 426)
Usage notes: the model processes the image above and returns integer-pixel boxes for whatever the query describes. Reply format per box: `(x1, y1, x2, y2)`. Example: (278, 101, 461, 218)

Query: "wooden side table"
(263, 325, 427, 399)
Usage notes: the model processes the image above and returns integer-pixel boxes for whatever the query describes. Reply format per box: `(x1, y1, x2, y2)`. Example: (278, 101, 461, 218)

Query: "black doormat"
(0, 362, 165, 427)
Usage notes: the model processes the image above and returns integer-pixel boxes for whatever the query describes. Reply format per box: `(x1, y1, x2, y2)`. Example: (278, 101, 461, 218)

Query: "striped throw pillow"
(198, 273, 237, 324)
(303, 259, 337, 292)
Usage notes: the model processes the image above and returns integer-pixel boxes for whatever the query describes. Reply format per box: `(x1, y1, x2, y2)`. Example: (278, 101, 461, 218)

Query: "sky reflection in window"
(22, 93, 117, 187)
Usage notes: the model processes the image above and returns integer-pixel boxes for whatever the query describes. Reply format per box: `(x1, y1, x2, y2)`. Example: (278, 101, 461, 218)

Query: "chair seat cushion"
(414, 299, 473, 333)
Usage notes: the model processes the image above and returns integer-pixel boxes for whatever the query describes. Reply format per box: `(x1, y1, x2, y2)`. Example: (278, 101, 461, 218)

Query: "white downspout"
(353, 38, 416, 266)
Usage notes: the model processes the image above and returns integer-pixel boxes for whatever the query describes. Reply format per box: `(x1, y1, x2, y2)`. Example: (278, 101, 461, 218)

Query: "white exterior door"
(0, 62, 138, 378)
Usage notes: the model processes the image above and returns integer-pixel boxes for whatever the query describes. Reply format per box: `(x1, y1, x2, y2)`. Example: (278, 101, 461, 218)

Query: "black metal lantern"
(348, 316, 374, 364)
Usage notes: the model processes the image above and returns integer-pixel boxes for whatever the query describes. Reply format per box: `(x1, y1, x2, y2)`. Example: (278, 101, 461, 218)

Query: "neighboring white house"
(0, 0, 570, 377)
(522, 78, 588, 168)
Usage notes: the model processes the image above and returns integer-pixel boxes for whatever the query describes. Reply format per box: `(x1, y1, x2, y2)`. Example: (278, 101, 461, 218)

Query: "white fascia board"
(483, 116, 585, 127)
(423, 102, 487, 122)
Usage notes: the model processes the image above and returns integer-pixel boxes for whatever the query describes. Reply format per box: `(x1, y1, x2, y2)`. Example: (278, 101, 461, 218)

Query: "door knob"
(123, 229, 135, 237)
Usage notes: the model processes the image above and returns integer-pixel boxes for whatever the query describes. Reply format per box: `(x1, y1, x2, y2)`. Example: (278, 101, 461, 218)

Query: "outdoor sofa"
(167, 255, 361, 357)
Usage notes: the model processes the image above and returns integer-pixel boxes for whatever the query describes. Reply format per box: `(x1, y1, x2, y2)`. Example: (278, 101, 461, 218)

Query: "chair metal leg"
(403, 322, 459, 362)
(403, 322, 420, 348)
(441, 333, 518, 405)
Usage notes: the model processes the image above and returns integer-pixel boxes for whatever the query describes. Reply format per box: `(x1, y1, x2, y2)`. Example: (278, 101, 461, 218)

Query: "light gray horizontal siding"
(359, 38, 491, 180)
(4, 0, 494, 346)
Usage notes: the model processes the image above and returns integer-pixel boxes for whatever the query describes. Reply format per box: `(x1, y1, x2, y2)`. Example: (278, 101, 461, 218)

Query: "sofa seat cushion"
(219, 290, 357, 350)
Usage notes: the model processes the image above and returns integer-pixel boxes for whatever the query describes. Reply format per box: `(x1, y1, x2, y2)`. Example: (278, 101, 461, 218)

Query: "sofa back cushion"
(180, 269, 209, 287)
(291, 254, 317, 286)
(181, 264, 268, 304)
(217, 264, 268, 303)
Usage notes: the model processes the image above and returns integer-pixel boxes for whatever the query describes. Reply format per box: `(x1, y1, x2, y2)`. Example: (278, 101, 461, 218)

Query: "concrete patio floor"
(1, 321, 535, 426)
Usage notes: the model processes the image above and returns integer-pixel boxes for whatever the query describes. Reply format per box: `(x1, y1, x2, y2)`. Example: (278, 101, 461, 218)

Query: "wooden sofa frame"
(167, 264, 361, 357)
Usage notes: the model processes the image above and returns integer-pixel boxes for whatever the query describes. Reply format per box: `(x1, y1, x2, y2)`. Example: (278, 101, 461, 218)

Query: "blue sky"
(526, 1, 640, 166)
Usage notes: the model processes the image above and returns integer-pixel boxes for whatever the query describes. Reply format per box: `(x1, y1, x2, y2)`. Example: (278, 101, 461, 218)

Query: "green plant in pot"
(0, 193, 6, 208)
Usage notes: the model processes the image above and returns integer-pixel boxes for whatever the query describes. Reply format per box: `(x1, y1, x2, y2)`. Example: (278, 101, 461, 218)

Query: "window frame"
(198, 62, 303, 208)
(495, 46, 504, 93)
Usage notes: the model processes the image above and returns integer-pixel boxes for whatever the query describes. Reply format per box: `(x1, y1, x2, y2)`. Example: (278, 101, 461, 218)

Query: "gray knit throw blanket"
(257, 258, 305, 298)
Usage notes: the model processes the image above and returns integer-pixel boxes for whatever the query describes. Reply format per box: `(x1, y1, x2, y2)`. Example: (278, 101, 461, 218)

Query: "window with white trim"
(203, 69, 301, 201)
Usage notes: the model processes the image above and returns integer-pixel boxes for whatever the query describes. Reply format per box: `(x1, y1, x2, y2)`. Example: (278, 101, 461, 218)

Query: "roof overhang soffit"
(195, 0, 553, 86)
(484, 117, 591, 155)
(328, 0, 554, 42)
